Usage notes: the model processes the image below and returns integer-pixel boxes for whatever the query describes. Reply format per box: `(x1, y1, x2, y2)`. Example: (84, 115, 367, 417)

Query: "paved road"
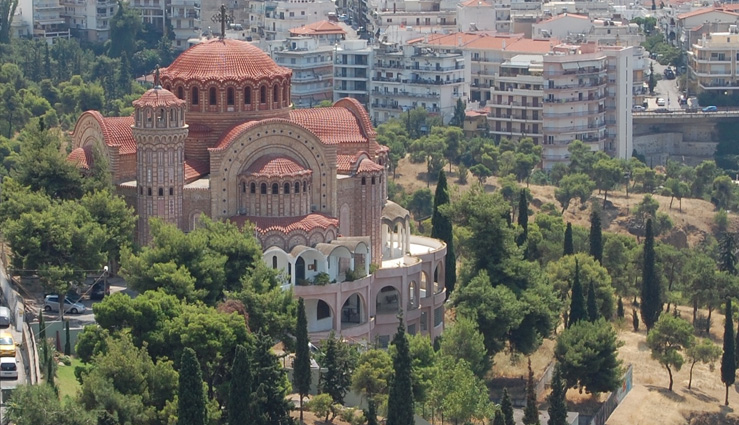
(0, 269, 29, 422)
(647, 59, 696, 110)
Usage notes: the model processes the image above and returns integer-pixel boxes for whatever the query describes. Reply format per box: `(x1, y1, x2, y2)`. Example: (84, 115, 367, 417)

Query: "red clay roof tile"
(357, 158, 384, 173)
(101, 115, 136, 155)
(229, 213, 339, 234)
(132, 87, 185, 109)
(290, 20, 347, 36)
(68, 146, 93, 170)
(245, 155, 312, 177)
(288, 108, 367, 144)
(184, 158, 209, 181)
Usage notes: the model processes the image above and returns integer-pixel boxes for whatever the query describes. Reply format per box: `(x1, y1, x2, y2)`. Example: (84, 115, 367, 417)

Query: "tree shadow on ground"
(681, 387, 719, 403)
(684, 409, 739, 425)
(646, 384, 687, 402)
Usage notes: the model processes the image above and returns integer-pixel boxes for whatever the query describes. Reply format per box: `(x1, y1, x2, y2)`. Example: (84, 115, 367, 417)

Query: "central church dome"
(161, 38, 292, 83)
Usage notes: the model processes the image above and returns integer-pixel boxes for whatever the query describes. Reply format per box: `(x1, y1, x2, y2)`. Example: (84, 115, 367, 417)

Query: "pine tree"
(547, 365, 567, 425)
(117, 52, 133, 97)
(493, 410, 505, 425)
(294, 298, 311, 424)
(501, 388, 515, 425)
(568, 259, 587, 328)
(431, 170, 456, 296)
(722, 299, 736, 406)
(387, 316, 414, 425)
(64, 320, 71, 356)
(229, 344, 253, 425)
(587, 281, 599, 322)
(517, 189, 529, 247)
(564, 222, 574, 256)
(179, 348, 206, 425)
(322, 331, 350, 405)
(523, 358, 540, 425)
(720, 233, 737, 275)
(641, 218, 661, 331)
(253, 331, 293, 425)
(617, 297, 625, 319)
(589, 210, 603, 263)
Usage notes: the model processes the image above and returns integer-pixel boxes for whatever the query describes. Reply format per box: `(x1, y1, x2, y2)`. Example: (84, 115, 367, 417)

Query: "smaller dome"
(245, 155, 312, 178)
(132, 87, 185, 109)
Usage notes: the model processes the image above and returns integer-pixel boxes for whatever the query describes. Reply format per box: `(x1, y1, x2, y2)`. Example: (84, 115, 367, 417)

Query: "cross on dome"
(211, 4, 233, 40)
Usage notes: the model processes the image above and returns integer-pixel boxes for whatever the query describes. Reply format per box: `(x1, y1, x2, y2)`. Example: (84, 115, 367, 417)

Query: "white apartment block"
(488, 54, 544, 145)
(258, 0, 336, 40)
(169, 0, 201, 50)
(688, 28, 739, 96)
(272, 36, 335, 107)
(334, 39, 372, 108)
(369, 42, 466, 125)
(130, 0, 165, 29)
(456, 0, 511, 33)
(541, 44, 633, 168)
(533, 13, 592, 40)
(15, 0, 70, 42)
(61, 0, 116, 42)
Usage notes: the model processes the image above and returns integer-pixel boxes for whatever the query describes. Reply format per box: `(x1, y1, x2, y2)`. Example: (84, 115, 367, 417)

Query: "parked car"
(632, 105, 646, 112)
(656, 97, 666, 106)
(664, 68, 675, 79)
(653, 108, 672, 113)
(702, 105, 718, 112)
(0, 357, 18, 379)
(89, 281, 109, 301)
(0, 333, 17, 357)
(43, 295, 86, 314)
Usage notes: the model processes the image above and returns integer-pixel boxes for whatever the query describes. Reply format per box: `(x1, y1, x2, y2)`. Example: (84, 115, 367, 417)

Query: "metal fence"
(588, 364, 634, 425)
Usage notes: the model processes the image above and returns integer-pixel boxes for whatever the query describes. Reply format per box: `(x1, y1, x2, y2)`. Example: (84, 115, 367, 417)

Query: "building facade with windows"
(333, 39, 373, 108)
(272, 36, 335, 107)
(688, 28, 739, 96)
(67, 38, 446, 344)
(61, 0, 116, 42)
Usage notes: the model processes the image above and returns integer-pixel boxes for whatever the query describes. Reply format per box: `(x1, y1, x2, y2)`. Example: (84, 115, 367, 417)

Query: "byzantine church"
(68, 37, 446, 343)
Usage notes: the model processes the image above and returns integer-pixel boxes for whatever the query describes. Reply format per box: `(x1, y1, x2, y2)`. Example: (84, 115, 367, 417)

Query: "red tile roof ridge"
(68, 146, 93, 170)
(290, 20, 346, 35)
(229, 213, 339, 234)
(184, 158, 210, 181)
(357, 157, 384, 173)
(132, 87, 185, 109)
(245, 155, 313, 177)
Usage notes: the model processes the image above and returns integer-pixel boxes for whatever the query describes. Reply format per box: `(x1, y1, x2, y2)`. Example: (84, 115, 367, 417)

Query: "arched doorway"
(296, 257, 306, 282)
(376, 286, 399, 314)
(342, 293, 363, 326)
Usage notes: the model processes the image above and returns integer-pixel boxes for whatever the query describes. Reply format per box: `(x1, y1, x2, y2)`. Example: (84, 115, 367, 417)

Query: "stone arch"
(209, 120, 337, 219)
(339, 203, 350, 236)
(420, 271, 430, 298)
(189, 210, 205, 231)
(434, 261, 444, 294)
(70, 112, 115, 178)
(341, 292, 366, 326)
(376, 285, 400, 314)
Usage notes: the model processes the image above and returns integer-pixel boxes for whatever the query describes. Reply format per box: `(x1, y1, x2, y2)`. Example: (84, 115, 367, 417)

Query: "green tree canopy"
(646, 314, 695, 391)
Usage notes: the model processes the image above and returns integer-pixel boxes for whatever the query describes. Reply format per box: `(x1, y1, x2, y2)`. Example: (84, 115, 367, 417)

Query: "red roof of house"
(290, 20, 346, 36)
(161, 38, 292, 83)
(68, 146, 93, 170)
(230, 213, 339, 234)
(460, 0, 493, 7)
(132, 87, 185, 109)
(288, 108, 368, 144)
(245, 155, 312, 177)
(357, 158, 384, 173)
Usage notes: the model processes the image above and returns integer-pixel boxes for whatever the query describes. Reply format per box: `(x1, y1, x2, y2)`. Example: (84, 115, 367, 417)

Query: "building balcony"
(543, 124, 605, 133)
(544, 109, 604, 118)
(371, 88, 440, 98)
(544, 93, 606, 103)
(544, 67, 607, 77)
(545, 79, 607, 91)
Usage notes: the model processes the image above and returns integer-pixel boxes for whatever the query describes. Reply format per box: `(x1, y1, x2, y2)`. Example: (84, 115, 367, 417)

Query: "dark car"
(90, 281, 109, 301)
(664, 68, 675, 79)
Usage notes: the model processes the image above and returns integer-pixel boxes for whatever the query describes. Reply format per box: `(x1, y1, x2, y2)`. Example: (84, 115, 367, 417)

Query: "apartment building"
(289, 20, 345, 45)
(676, 6, 739, 51)
(168, 0, 201, 50)
(488, 54, 543, 145)
(334, 39, 373, 108)
(369, 42, 466, 124)
(688, 28, 739, 96)
(130, 0, 165, 29)
(272, 36, 335, 107)
(15, 0, 70, 42)
(257, 0, 336, 40)
(61, 0, 116, 42)
(456, 0, 511, 33)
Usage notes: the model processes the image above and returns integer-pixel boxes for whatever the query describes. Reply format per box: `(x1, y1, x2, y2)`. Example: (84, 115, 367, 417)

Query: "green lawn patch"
(56, 357, 82, 401)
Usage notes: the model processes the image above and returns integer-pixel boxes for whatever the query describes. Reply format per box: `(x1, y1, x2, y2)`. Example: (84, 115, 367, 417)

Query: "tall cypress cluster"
(431, 170, 456, 296)
(547, 365, 567, 425)
(178, 348, 206, 425)
(640, 219, 661, 331)
(563, 223, 574, 256)
(522, 358, 540, 425)
(229, 345, 253, 425)
(568, 259, 587, 328)
(589, 210, 602, 263)
(386, 317, 414, 425)
(517, 189, 529, 247)
(722, 299, 736, 406)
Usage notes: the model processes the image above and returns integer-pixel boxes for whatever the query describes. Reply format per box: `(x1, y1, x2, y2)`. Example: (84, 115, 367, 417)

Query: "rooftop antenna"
(212, 4, 233, 40)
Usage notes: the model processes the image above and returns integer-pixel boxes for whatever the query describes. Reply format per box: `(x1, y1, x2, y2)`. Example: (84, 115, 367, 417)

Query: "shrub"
(313, 272, 331, 286)
(306, 393, 337, 422)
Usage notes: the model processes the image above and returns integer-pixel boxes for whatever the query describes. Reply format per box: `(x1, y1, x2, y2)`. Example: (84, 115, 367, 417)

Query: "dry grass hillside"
(393, 156, 736, 246)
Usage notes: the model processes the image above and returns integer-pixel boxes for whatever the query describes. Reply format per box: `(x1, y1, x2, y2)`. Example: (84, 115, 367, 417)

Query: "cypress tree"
(517, 189, 529, 247)
(564, 223, 574, 256)
(547, 365, 567, 425)
(587, 281, 599, 322)
(640, 218, 661, 331)
(523, 358, 540, 425)
(493, 410, 505, 425)
(46, 353, 55, 388)
(294, 298, 311, 424)
(431, 170, 456, 296)
(252, 331, 293, 425)
(64, 320, 71, 356)
(178, 348, 206, 425)
(365, 399, 378, 425)
(632, 308, 639, 332)
(617, 297, 625, 319)
(229, 344, 253, 425)
(387, 315, 414, 425)
(736, 323, 739, 369)
(722, 299, 736, 406)
(568, 259, 587, 328)
(589, 210, 603, 263)
(720, 234, 737, 275)
(322, 331, 348, 405)
(501, 388, 515, 425)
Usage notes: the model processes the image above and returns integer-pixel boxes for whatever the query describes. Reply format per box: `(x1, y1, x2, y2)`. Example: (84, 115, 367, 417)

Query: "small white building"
(533, 13, 593, 40)
(60, 0, 116, 42)
(272, 36, 335, 107)
(456, 0, 511, 33)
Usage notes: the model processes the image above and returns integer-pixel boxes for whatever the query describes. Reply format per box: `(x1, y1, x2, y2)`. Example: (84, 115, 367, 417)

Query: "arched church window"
(244, 87, 252, 104)
(283, 85, 289, 105)
(261, 183, 267, 194)
(272, 256, 278, 269)
(272, 183, 279, 194)
(209, 87, 217, 105)
(317, 300, 331, 320)
(169, 187, 173, 195)
(295, 182, 300, 193)
(241, 182, 246, 193)
(158, 188, 163, 196)
(361, 177, 366, 185)
(251, 183, 256, 194)
(273, 85, 279, 103)
(303, 181, 307, 192)
(147, 187, 152, 196)
(191, 87, 199, 105)
(177, 86, 184, 99)
(227, 87, 234, 106)
(260, 86, 267, 104)
(284, 183, 290, 194)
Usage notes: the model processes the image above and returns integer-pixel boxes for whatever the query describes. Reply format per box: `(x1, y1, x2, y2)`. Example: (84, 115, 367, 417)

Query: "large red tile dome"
(160, 38, 291, 83)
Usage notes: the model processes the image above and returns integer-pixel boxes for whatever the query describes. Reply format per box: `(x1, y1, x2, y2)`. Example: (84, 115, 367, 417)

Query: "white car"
(0, 357, 17, 379)
(43, 295, 86, 314)
(656, 98, 666, 106)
